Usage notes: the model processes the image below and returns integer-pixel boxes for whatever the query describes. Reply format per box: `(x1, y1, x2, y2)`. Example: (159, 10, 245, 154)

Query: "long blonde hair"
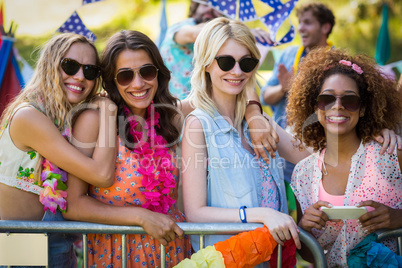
(0, 33, 100, 183)
(0, 33, 101, 132)
(189, 17, 260, 129)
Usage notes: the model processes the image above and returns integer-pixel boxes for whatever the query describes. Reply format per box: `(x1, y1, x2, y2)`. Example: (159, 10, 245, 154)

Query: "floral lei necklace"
(39, 127, 70, 214)
(124, 103, 176, 214)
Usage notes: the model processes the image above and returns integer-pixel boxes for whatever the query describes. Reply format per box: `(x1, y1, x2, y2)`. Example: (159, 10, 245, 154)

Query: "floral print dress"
(87, 137, 192, 267)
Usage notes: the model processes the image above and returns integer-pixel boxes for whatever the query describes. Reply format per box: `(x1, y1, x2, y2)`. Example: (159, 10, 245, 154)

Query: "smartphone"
(321, 206, 367, 220)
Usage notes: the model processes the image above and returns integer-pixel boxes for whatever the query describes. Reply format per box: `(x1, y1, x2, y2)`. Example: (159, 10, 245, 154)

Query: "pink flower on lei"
(40, 159, 68, 213)
(41, 159, 67, 183)
(125, 103, 176, 214)
(142, 192, 176, 214)
(39, 178, 67, 214)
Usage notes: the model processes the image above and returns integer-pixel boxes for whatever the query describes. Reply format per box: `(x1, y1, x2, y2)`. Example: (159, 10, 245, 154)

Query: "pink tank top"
(318, 180, 344, 206)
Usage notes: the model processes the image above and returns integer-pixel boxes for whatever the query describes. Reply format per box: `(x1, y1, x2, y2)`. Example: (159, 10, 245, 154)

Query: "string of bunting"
(56, 0, 103, 41)
(174, 225, 297, 268)
(202, 0, 299, 46)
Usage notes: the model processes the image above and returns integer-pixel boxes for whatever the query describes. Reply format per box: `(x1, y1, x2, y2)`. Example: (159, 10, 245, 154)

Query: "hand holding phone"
(321, 206, 367, 220)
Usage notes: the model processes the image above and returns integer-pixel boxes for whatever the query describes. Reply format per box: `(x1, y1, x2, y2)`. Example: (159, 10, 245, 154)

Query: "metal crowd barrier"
(0, 221, 327, 267)
(377, 228, 402, 256)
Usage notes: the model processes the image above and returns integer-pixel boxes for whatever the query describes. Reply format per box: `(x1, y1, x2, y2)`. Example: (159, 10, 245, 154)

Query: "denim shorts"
(1, 210, 79, 268)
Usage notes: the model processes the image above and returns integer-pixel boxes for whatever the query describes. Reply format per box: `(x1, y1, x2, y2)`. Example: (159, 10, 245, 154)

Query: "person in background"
(288, 48, 402, 267)
(260, 2, 335, 184)
(160, 0, 273, 100)
(0, 33, 116, 267)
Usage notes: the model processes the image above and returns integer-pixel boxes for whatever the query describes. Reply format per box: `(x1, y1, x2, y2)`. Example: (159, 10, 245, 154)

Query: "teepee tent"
(0, 2, 24, 116)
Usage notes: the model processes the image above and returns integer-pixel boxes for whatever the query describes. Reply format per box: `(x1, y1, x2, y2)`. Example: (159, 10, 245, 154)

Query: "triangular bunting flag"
(82, 0, 103, 5)
(205, 0, 298, 46)
(57, 11, 96, 41)
(261, 0, 298, 45)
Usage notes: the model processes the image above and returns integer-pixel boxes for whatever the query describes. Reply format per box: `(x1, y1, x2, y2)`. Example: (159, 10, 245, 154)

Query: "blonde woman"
(181, 18, 309, 263)
(0, 33, 116, 267)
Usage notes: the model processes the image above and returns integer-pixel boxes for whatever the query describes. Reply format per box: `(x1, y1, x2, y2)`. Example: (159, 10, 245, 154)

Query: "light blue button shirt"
(187, 108, 287, 252)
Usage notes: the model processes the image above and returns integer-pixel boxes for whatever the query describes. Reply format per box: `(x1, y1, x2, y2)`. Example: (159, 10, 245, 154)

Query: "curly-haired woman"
(287, 48, 402, 267)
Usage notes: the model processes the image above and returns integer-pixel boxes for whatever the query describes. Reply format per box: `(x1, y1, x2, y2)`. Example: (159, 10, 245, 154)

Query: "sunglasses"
(114, 65, 159, 86)
(60, 58, 101, 81)
(317, 94, 361, 112)
(214, 56, 259, 73)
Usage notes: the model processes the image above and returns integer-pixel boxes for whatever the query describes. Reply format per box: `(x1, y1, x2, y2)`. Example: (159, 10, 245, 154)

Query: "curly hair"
(101, 30, 179, 149)
(287, 48, 401, 152)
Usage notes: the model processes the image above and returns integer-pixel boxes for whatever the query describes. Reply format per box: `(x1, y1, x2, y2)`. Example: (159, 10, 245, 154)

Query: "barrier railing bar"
(0, 221, 327, 267)
(277, 244, 282, 268)
(377, 229, 402, 255)
(199, 234, 204, 250)
(83, 233, 88, 268)
(161, 244, 166, 268)
(122, 234, 127, 268)
(299, 228, 328, 268)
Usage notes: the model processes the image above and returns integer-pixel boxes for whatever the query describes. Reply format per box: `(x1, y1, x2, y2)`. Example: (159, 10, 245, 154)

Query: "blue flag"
(57, 11, 96, 41)
(206, 0, 298, 46)
(260, 0, 298, 44)
(375, 4, 390, 66)
(208, 0, 258, 21)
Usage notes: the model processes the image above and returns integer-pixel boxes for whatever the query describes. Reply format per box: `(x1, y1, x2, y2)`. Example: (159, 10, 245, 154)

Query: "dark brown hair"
(101, 30, 179, 149)
(296, 2, 335, 37)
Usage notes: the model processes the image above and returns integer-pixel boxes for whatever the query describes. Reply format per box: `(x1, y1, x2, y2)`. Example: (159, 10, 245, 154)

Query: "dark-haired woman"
(63, 30, 193, 267)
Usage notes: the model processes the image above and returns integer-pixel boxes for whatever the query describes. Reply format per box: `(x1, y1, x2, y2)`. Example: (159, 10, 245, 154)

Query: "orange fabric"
(87, 138, 192, 267)
(214, 225, 277, 268)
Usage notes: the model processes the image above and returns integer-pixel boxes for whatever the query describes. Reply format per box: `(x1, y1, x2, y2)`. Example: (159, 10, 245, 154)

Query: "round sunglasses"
(317, 94, 361, 112)
(214, 56, 259, 73)
(114, 65, 158, 86)
(60, 58, 101, 81)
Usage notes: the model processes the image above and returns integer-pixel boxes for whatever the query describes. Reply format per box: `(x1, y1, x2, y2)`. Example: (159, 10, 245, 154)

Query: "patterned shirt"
(160, 18, 196, 100)
(291, 140, 401, 267)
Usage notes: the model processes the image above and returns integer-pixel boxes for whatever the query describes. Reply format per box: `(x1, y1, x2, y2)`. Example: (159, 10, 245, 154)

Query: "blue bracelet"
(239, 206, 247, 223)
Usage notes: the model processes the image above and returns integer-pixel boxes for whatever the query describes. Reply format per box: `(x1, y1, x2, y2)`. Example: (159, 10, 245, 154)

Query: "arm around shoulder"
(10, 105, 116, 187)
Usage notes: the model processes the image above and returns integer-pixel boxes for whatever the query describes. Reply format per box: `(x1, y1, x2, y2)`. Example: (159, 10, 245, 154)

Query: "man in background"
(260, 2, 335, 183)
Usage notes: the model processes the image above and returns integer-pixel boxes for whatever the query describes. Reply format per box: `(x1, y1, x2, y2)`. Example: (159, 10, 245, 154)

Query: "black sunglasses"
(60, 58, 101, 81)
(114, 65, 159, 86)
(214, 56, 259, 73)
(317, 94, 361, 112)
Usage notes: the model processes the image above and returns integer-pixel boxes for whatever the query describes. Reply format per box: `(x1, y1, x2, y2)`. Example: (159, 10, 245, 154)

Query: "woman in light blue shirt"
(181, 17, 308, 255)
